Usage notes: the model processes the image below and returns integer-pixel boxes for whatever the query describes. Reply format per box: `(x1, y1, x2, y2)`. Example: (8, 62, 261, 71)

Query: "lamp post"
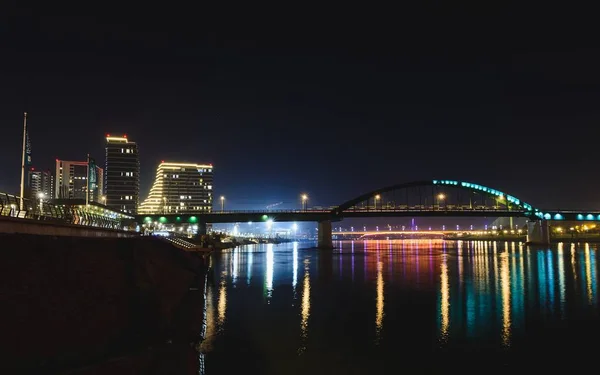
(374, 194, 380, 210)
(437, 193, 445, 210)
(220, 196, 225, 212)
(37, 192, 45, 215)
(301, 194, 308, 211)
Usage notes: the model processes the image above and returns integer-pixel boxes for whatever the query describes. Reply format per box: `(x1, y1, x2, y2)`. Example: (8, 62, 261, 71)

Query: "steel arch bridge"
(133, 179, 600, 225)
(332, 179, 593, 222)
(333, 179, 534, 217)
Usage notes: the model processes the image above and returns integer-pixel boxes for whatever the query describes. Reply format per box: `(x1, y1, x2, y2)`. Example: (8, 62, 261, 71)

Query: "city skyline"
(2, 117, 599, 212)
(1, 8, 599, 211)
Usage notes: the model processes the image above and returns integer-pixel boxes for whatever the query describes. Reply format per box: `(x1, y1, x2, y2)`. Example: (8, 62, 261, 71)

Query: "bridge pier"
(317, 220, 334, 249)
(197, 222, 207, 235)
(526, 219, 550, 245)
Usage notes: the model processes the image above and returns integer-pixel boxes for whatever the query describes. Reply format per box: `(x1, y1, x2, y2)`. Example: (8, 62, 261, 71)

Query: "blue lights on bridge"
(530, 212, 600, 221)
(433, 179, 533, 211)
(573, 213, 600, 221)
(433, 180, 458, 186)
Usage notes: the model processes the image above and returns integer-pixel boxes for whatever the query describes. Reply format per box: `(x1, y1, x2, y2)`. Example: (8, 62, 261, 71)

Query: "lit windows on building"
(54, 159, 104, 203)
(105, 134, 140, 214)
(138, 161, 214, 215)
(26, 168, 54, 200)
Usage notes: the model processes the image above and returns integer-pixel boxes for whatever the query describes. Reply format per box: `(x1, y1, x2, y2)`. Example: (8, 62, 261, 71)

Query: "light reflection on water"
(200, 240, 599, 373)
(298, 258, 310, 355)
(439, 251, 449, 343)
(375, 259, 384, 342)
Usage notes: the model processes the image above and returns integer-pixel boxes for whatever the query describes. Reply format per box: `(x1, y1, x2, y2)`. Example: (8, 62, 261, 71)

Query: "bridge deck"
(135, 207, 600, 223)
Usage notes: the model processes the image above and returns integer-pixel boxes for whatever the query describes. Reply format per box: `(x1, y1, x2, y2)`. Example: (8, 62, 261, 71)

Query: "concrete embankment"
(0, 233, 209, 374)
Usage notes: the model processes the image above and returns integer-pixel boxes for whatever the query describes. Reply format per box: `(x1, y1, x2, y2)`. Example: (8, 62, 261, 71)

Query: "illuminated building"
(26, 167, 53, 200)
(54, 159, 104, 203)
(105, 135, 140, 214)
(138, 161, 213, 214)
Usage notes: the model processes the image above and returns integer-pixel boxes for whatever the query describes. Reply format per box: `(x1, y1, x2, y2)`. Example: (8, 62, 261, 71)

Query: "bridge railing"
(1, 193, 59, 220)
(202, 209, 334, 214)
(142, 205, 533, 216)
(537, 209, 600, 213)
(0, 192, 124, 229)
(342, 204, 527, 212)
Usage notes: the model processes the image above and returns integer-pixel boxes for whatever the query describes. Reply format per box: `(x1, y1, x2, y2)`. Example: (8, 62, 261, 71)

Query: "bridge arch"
(333, 179, 537, 215)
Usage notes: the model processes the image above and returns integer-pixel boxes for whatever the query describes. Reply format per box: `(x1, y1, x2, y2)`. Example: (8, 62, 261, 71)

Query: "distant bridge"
(332, 230, 492, 236)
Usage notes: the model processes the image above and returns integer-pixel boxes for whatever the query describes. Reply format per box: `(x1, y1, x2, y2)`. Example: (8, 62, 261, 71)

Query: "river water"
(199, 240, 599, 373)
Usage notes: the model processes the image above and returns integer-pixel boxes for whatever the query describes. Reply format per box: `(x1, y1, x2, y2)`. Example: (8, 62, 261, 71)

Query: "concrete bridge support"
(526, 219, 550, 245)
(317, 220, 333, 249)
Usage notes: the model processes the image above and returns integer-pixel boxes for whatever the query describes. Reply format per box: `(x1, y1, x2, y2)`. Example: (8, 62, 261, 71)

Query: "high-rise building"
(105, 135, 140, 214)
(138, 161, 213, 215)
(26, 167, 53, 200)
(54, 159, 104, 202)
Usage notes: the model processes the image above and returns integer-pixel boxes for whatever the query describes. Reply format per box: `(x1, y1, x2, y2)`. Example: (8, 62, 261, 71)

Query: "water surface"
(200, 240, 599, 373)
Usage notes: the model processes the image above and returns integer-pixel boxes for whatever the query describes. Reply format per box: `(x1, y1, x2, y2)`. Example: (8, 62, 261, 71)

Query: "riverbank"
(0, 233, 209, 374)
(192, 235, 298, 250)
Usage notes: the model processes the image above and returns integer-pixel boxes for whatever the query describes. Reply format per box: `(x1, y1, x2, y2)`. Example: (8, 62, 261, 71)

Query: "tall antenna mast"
(86, 153, 90, 206)
(19, 112, 27, 210)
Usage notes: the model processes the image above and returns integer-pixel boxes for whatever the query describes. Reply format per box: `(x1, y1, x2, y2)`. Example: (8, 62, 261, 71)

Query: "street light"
(437, 193, 445, 209)
(301, 194, 308, 210)
(37, 192, 45, 214)
(220, 196, 225, 212)
(374, 194, 380, 210)
(101, 196, 106, 205)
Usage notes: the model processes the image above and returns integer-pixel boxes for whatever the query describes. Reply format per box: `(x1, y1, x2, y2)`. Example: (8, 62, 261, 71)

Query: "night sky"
(1, 5, 598, 211)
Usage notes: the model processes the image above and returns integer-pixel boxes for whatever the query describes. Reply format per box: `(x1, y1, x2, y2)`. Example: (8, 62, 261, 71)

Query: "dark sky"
(1, 4, 598, 210)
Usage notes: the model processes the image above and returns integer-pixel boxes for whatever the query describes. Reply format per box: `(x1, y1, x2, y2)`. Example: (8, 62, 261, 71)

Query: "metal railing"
(345, 205, 527, 212)
(143, 209, 336, 215)
(164, 236, 198, 249)
(0, 192, 123, 229)
(210, 209, 334, 214)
